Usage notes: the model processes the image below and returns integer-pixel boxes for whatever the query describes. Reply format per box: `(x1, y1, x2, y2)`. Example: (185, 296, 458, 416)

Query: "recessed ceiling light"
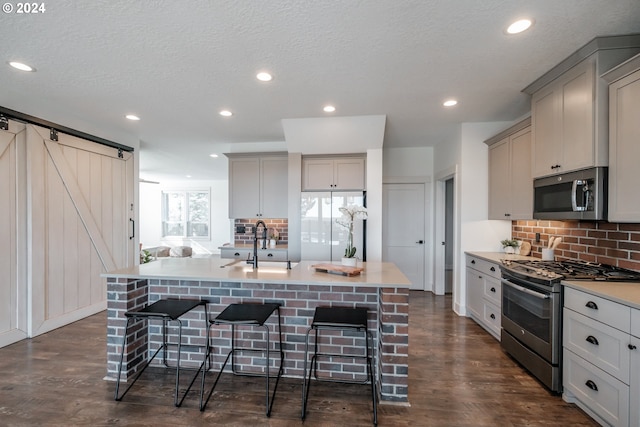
(125, 114, 141, 121)
(443, 99, 458, 107)
(219, 110, 233, 117)
(506, 19, 533, 35)
(323, 105, 336, 113)
(9, 61, 35, 72)
(209, 153, 219, 158)
(256, 72, 272, 82)
(186, 175, 192, 178)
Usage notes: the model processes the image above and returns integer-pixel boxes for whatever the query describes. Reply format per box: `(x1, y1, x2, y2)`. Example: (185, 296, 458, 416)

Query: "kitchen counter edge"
(102, 258, 411, 288)
(465, 251, 537, 264)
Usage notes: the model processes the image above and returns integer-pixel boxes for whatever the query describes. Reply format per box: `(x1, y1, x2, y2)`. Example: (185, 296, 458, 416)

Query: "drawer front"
(563, 350, 630, 427)
(564, 287, 631, 332)
(481, 300, 501, 339)
(220, 248, 252, 259)
(258, 249, 288, 261)
(563, 308, 630, 383)
(483, 276, 501, 305)
(631, 335, 640, 427)
(632, 308, 640, 338)
(465, 256, 500, 280)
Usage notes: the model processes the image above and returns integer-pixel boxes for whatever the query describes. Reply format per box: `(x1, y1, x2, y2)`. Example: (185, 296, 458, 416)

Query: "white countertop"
(466, 251, 640, 310)
(103, 257, 411, 288)
(465, 251, 537, 264)
(562, 280, 640, 310)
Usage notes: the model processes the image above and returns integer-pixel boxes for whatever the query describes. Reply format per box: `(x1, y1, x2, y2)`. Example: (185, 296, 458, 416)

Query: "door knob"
(416, 240, 424, 244)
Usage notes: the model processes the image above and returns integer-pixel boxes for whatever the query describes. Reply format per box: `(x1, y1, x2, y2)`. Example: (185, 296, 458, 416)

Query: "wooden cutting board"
(311, 263, 364, 276)
(519, 241, 531, 256)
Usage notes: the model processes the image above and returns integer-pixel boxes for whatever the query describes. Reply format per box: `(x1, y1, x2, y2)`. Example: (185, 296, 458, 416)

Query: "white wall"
(366, 148, 383, 261)
(434, 121, 515, 315)
(383, 146, 435, 290)
(139, 179, 230, 255)
(383, 146, 434, 177)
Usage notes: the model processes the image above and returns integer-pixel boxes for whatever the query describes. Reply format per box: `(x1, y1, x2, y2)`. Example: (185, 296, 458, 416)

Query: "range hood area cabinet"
(302, 156, 366, 191)
(524, 35, 640, 179)
(226, 153, 288, 218)
(603, 54, 640, 222)
(486, 118, 532, 220)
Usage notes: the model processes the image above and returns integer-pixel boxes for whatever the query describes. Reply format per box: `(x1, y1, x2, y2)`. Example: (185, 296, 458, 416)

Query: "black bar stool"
(114, 298, 208, 407)
(198, 302, 284, 416)
(301, 306, 377, 426)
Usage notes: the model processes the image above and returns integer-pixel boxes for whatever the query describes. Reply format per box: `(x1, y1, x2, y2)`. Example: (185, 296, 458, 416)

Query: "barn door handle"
(129, 218, 135, 240)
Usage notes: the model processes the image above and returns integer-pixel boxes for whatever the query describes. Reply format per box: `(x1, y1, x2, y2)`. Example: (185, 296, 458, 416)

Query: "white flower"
(336, 204, 367, 258)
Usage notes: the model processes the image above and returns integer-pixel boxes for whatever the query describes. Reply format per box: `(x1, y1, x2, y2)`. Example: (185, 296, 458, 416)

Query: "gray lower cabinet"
(563, 287, 638, 426)
(220, 247, 288, 262)
(465, 255, 501, 340)
(630, 309, 640, 427)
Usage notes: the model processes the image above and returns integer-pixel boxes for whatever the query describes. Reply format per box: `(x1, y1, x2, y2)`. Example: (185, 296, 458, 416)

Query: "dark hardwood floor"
(0, 292, 597, 426)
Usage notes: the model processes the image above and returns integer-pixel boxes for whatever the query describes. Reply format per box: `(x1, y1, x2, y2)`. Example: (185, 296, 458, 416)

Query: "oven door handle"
(501, 279, 551, 300)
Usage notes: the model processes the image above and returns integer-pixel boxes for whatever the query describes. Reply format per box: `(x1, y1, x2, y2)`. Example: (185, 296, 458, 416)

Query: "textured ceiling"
(1, 0, 639, 181)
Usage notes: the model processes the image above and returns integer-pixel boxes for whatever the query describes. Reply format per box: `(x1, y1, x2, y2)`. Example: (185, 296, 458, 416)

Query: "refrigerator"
(301, 192, 366, 262)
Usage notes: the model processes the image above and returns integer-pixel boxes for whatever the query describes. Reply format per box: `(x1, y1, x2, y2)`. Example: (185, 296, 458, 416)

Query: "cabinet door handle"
(490, 287, 496, 293)
(629, 344, 637, 350)
(490, 313, 496, 320)
(234, 252, 240, 257)
(267, 253, 273, 257)
(490, 267, 496, 272)
(585, 301, 598, 310)
(471, 260, 476, 264)
(586, 335, 599, 346)
(585, 380, 598, 392)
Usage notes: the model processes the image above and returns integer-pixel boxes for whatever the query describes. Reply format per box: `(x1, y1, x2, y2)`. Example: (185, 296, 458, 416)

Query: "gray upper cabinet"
(227, 153, 288, 218)
(531, 59, 596, 178)
(524, 35, 640, 179)
(604, 54, 640, 222)
(486, 118, 532, 220)
(302, 156, 366, 191)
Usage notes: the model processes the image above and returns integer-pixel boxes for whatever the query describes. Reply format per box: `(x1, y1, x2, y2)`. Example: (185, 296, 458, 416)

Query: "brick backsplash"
(234, 218, 288, 244)
(512, 220, 640, 271)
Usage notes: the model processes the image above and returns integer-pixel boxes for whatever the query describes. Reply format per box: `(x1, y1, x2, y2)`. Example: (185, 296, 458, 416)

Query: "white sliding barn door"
(27, 124, 135, 336)
(0, 120, 28, 347)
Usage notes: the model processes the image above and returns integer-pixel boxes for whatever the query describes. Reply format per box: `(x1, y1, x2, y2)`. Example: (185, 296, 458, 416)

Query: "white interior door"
(0, 120, 28, 348)
(382, 183, 425, 290)
(27, 124, 135, 336)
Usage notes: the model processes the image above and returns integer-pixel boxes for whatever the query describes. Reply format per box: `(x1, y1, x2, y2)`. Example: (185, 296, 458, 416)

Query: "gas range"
(500, 259, 640, 287)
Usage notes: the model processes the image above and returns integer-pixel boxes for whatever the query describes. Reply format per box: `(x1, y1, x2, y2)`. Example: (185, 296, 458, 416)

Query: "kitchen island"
(103, 258, 411, 403)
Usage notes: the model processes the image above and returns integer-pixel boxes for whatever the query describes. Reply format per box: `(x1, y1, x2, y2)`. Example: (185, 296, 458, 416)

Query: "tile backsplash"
(512, 220, 640, 271)
(234, 218, 288, 245)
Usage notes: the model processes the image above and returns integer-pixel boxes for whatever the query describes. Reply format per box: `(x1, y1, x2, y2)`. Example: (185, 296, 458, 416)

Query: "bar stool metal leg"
(114, 299, 207, 407)
(198, 303, 283, 417)
(301, 307, 377, 426)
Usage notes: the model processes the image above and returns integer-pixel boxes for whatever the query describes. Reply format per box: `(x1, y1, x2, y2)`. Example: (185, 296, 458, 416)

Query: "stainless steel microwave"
(533, 167, 607, 220)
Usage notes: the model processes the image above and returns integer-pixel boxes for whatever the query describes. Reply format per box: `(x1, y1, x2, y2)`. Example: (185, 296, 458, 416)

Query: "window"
(161, 189, 210, 238)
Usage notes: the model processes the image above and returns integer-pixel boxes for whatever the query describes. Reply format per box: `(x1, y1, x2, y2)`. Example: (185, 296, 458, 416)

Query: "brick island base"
(106, 277, 409, 403)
